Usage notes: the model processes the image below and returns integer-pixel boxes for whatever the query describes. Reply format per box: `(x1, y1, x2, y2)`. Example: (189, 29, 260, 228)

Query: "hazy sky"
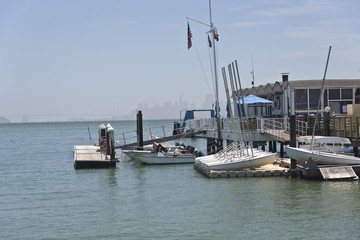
(1, 0, 359, 121)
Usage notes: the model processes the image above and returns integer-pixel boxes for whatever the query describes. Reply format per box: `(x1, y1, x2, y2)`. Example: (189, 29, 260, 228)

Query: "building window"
(356, 88, 360, 104)
(295, 89, 307, 110)
(324, 89, 328, 107)
(329, 89, 340, 100)
(341, 89, 352, 99)
(309, 89, 320, 110)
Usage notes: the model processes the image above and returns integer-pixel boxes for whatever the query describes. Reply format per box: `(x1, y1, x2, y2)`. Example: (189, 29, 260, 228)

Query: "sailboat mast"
(310, 46, 332, 150)
(209, 0, 219, 118)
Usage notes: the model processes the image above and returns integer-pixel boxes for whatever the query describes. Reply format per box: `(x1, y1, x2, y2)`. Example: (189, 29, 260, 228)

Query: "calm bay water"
(1, 120, 360, 240)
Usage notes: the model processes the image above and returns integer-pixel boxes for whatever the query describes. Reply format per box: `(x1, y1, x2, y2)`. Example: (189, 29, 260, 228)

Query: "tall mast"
(209, 0, 219, 118)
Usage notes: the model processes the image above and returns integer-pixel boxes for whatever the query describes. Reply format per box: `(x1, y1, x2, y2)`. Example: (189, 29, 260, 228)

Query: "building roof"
(241, 79, 360, 97)
(288, 79, 360, 88)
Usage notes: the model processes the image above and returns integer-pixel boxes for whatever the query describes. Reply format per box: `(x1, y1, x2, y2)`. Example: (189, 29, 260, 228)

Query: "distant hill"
(0, 116, 10, 123)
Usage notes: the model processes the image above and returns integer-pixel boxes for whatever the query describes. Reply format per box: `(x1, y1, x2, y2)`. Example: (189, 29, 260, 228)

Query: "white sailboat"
(285, 146, 360, 165)
(297, 136, 353, 155)
(189, 1, 275, 170)
(195, 60, 276, 170)
(285, 46, 360, 166)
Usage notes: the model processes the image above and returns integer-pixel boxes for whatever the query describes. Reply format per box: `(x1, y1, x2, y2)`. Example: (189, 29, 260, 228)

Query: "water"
(1, 120, 360, 240)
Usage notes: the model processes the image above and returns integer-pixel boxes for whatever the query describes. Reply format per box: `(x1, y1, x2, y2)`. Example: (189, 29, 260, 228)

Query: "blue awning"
(236, 94, 273, 104)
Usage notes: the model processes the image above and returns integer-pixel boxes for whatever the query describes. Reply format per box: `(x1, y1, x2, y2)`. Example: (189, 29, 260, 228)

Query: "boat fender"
(193, 149, 203, 157)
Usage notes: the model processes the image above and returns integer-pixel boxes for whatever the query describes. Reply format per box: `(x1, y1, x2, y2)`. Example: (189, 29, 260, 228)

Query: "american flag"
(187, 23, 192, 49)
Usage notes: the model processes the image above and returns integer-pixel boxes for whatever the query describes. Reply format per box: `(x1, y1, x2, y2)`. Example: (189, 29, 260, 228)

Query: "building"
(241, 74, 360, 117)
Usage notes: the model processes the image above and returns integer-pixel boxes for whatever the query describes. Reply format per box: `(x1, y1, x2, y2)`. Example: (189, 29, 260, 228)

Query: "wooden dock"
(73, 145, 118, 168)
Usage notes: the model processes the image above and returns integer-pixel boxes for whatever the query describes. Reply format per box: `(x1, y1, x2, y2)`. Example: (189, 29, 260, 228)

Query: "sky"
(0, 0, 359, 122)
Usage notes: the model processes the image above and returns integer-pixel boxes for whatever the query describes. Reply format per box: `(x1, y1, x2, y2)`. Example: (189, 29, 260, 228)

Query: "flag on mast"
(214, 31, 219, 41)
(187, 22, 192, 49)
(208, 34, 212, 48)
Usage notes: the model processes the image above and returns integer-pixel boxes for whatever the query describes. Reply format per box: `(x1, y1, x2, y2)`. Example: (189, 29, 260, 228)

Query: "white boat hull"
(285, 146, 360, 165)
(196, 151, 277, 170)
(123, 150, 195, 164)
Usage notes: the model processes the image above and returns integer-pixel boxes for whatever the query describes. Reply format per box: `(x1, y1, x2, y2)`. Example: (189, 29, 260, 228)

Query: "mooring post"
(261, 142, 265, 151)
(268, 141, 273, 152)
(323, 111, 330, 136)
(173, 122, 180, 135)
(272, 141, 277, 153)
(280, 142, 284, 158)
(206, 138, 215, 155)
(354, 142, 359, 157)
(290, 115, 298, 177)
(137, 110, 143, 149)
(217, 139, 223, 152)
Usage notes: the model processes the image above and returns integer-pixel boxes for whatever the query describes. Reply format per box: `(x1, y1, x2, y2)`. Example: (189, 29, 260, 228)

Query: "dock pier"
(74, 124, 119, 169)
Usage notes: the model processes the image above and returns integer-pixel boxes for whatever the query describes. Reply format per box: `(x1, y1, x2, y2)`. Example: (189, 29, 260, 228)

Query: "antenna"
(251, 54, 255, 86)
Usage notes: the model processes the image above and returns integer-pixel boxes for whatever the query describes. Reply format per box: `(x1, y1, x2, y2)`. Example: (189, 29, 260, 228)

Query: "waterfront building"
(241, 74, 360, 117)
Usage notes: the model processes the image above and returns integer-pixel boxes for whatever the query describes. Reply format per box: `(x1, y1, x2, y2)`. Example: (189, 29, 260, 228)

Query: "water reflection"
(106, 167, 118, 186)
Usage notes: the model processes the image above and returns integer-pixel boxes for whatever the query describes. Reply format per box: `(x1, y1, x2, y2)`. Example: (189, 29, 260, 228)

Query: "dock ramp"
(319, 166, 358, 180)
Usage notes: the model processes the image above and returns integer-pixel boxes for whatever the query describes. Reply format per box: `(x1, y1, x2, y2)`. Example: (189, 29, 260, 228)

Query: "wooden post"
(280, 142, 284, 158)
(106, 130, 110, 155)
(290, 115, 298, 177)
(216, 139, 223, 152)
(173, 122, 180, 135)
(323, 111, 330, 136)
(207, 138, 215, 155)
(268, 141, 273, 153)
(137, 110, 143, 148)
(272, 141, 277, 153)
(261, 143, 265, 151)
(354, 145, 359, 157)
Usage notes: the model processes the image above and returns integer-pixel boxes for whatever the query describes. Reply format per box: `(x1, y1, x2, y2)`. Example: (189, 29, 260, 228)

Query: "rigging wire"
(192, 39, 214, 103)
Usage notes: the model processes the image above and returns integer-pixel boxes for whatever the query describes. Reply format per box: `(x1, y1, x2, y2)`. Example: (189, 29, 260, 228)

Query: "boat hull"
(123, 150, 195, 164)
(285, 146, 360, 165)
(197, 151, 277, 170)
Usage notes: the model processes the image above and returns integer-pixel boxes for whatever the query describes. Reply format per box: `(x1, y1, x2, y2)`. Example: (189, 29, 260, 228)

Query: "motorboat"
(122, 142, 202, 164)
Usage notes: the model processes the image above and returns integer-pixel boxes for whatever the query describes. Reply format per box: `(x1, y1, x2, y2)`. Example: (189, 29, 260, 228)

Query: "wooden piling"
(137, 110, 143, 148)
(272, 141, 277, 153)
(323, 111, 330, 136)
(216, 139, 223, 152)
(354, 144, 359, 157)
(173, 122, 180, 135)
(290, 115, 298, 177)
(280, 142, 284, 158)
(268, 141, 273, 152)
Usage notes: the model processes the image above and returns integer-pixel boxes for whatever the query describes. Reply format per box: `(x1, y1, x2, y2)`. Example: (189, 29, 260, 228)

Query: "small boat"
(298, 136, 353, 155)
(196, 147, 277, 170)
(123, 142, 202, 164)
(285, 146, 360, 165)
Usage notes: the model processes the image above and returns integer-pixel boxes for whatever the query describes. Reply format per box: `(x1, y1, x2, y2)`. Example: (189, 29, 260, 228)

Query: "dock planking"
(73, 145, 118, 168)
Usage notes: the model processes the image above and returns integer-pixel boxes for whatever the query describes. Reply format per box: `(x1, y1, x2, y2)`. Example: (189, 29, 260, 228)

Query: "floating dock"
(73, 145, 118, 169)
(194, 161, 288, 178)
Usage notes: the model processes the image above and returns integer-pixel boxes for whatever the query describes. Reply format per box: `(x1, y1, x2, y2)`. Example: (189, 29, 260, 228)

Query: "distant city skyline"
(1, 0, 359, 123)
(3, 94, 225, 122)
